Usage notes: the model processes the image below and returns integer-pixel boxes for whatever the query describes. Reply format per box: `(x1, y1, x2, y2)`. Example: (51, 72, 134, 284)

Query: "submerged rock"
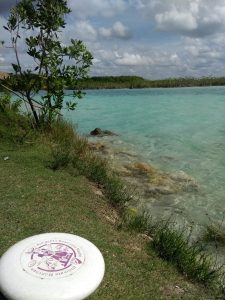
(89, 142, 106, 151)
(122, 161, 199, 197)
(145, 186, 176, 196)
(125, 162, 158, 176)
(90, 128, 118, 137)
(89, 142, 113, 157)
(88, 137, 199, 202)
(170, 171, 199, 192)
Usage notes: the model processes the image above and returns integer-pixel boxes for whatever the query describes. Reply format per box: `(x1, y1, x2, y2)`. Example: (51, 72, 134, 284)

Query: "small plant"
(204, 221, 225, 245)
(0, 93, 21, 113)
(50, 146, 72, 170)
(0, 94, 33, 144)
(47, 121, 76, 169)
(48, 120, 132, 208)
(104, 174, 132, 208)
(152, 223, 222, 283)
(85, 155, 109, 184)
(123, 208, 152, 233)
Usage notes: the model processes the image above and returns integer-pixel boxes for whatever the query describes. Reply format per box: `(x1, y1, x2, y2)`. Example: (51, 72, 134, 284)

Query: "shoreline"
(0, 102, 224, 294)
(88, 135, 225, 261)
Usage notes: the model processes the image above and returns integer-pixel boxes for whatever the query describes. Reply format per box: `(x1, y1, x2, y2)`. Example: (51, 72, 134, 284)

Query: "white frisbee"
(0, 233, 105, 300)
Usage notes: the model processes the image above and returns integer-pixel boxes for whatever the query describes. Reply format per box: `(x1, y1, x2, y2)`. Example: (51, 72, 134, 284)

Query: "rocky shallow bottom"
(89, 136, 225, 262)
(89, 137, 199, 215)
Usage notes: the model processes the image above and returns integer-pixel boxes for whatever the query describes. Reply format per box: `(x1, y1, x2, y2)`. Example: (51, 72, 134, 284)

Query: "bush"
(104, 174, 132, 208)
(204, 221, 225, 245)
(48, 121, 76, 170)
(0, 94, 33, 144)
(152, 223, 222, 283)
(0, 93, 21, 113)
(48, 121, 132, 208)
(122, 209, 151, 233)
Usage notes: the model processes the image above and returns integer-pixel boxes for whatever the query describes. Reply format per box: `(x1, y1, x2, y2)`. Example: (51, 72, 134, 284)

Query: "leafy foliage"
(151, 223, 223, 284)
(0, 93, 21, 113)
(0, 94, 33, 144)
(3, 0, 93, 126)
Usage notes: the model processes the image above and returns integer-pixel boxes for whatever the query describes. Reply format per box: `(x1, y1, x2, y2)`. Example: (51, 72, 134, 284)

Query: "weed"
(47, 120, 79, 170)
(0, 94, 33, 144)
(0, 93, 21, 113)
(152, 223, 223, 283)
(204, 221, 225, 245)
(104, 174, 132, 208)
(47, 121, 132, 208)
(50, 147, 71, 170)
(123, 208, 152, 233)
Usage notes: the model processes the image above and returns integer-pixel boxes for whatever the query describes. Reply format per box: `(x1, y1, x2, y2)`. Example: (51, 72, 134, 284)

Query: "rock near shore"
(90, 128, 118, 137)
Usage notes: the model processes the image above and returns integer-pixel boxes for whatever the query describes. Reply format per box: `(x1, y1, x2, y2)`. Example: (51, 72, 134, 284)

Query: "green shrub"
(0, 93, 22, 113)
(122, 209, 152, 233)
(0, 94, 33, 144)
(152, 223, 222, 283)
(204, 221, 225, 245)
(50, 147, 72, 170)
(104, 174, 132, 207)
(48, 121, 132, 208)
(48, 120, 81, 170)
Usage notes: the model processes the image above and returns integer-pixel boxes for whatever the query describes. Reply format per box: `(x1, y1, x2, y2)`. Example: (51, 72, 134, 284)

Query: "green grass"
(122, 211, 224, 285)
(48, 120, 132, 209)
(203, 221, 225, 245)
(151, 224, 222, 283)
(0, 108, 223, 299)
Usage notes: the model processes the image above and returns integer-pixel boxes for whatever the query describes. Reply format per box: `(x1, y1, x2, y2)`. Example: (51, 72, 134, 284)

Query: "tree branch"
(0, 83, 63, 115)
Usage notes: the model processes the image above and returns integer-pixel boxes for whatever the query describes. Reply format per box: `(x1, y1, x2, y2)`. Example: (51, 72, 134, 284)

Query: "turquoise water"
(65, 87, 225, 225)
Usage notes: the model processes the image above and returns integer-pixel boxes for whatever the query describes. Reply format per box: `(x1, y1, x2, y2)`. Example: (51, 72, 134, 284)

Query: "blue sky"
(1, 0, 225, 79)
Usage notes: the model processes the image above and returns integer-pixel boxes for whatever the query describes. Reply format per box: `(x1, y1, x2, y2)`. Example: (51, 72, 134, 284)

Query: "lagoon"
(65, 87, 225, 227)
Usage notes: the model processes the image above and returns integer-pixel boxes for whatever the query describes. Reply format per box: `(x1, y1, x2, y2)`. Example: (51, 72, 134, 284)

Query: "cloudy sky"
(1, 0, 225, 79)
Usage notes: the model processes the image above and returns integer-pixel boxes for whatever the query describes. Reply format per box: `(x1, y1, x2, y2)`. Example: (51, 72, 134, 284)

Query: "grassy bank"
(0, 107, 223, 298)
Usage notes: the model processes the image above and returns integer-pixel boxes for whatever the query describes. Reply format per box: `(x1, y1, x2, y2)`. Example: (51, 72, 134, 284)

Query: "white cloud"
(99, 22, 131, 39)
(112, 22, 131, 38)
(73, 21, 97, 41)
(135, 0, 225, 37)
(61, 21, 98, 43)
(90, 32, 225, 79)
(2, 0, 225, 79)
(68, 0, 127, 17)
(99, 27, 111, 38)
(156, 10, 198, 32)
(115, 53, 148, 66)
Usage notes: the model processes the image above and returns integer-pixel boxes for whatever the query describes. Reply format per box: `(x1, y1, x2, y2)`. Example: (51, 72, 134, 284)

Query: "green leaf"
(12, 63, 21, 73)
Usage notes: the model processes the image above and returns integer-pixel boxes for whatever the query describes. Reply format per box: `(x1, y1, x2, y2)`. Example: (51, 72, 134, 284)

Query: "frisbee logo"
(21, 240, 85, 278)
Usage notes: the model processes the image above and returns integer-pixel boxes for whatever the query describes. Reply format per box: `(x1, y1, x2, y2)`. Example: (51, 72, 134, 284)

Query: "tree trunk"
(27, 94, 40, 127)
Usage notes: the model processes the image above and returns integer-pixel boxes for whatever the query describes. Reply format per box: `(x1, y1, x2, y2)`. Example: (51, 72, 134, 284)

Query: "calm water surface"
(65, 87, 225, 226)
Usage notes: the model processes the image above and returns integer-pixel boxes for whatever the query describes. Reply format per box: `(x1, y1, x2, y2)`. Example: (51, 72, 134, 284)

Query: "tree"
(3, 0, 93, 127)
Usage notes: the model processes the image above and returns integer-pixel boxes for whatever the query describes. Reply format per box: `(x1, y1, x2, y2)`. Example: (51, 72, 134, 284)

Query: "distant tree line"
(2, 75, 225, 92)
(74, 76, 225, 89)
